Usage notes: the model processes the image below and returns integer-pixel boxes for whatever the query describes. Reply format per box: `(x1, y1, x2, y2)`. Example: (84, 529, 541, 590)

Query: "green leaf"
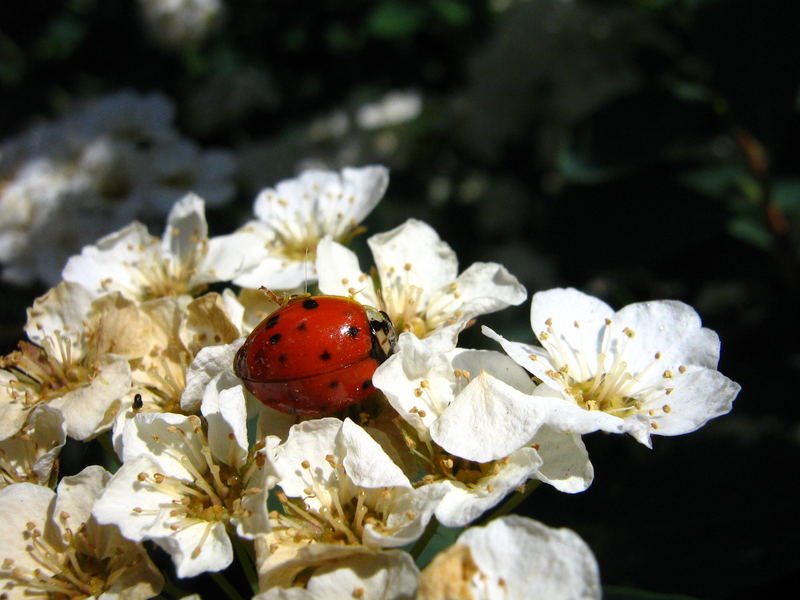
(366, 1, 426, 39)
(0, 33, 25, 85)
(406, 522, 463, 569)
(432, 0, 471, 27)
(727, 216, 771, 250)
(678, 165, 754, 199)
(35, 14, 86, 61)
(773, 179, 800, 215)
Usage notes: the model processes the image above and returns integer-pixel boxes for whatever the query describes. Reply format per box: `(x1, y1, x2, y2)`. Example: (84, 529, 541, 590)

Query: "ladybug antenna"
(304, 247, 309, 294)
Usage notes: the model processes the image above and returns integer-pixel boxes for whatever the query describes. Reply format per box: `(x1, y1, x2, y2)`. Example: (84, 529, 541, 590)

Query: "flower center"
(0, 517, 133, 599)
(538, 317, 676, 422)
(2, 337, 93, 406)
(271, 455, 412, 547)
(133, 419, 265, 559)
(259, 187, 364, 263)
(379, 263, 464, 338)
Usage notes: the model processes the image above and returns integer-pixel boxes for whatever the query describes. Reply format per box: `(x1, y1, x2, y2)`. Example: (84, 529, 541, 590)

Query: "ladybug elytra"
(234, 295, 397, 415)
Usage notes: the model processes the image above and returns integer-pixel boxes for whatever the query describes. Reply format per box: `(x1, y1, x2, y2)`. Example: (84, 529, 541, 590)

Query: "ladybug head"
(365, 307, 397, 363)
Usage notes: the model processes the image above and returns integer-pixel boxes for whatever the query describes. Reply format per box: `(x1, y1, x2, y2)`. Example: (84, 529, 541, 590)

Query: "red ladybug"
(234, 295, 397, 415)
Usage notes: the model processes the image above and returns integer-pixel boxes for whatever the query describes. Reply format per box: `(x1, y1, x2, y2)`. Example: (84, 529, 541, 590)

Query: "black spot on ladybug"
(265, 315, 280, 329)
(329, 380, 339, 389)
(296, 322, 307, 331)
(320, 350, 331, 361)
(133, 393, 143, 409)
(278, 354, 288, 363)
(362, 379, 373, 390)
(303, 298, 319, 310)
(370, 319, 389, 334)
(269, 334, 281, 345)
(347, 326, 360, 338)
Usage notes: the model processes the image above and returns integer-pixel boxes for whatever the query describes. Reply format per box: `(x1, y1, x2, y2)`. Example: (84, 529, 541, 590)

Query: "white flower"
(254, 551, 420, 600)
(375, 333, 544, 461)
(0, 90, 235, 285)
(138, 0, 224, 47)
(63, 193, 261, 301)
(418, 515, 600, 600)
(317, 219, 527, 350)
(0, 405, 66, 488)
(484, 287, 741, 447)
(375, 332, 592, 488)
(93, 407, 274, 578)
(0, 466, 163, 600)
(356, 90, 423, 130)
(259, 417, 444, 587)
(1, 282, 132, 441)
(372, 333, 592, 526)
(233, 166, 389, 290)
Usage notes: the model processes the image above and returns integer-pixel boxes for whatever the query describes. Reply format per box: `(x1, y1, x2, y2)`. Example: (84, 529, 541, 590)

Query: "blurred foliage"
(2, 0, 800, 598)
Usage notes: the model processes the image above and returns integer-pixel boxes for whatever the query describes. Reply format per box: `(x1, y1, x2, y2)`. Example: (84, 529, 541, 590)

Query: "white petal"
(362, 484, 446, 547)
(24, 281, 94, 346)
(270, 418, 342, 501)
(531, 288, 614, 365)
(456, 515, 601, 600)
(61, 222, 157, 298)
(648, 367, 740, 437)
(162, 193, 208, 265)
(92, 454, 177, 540)
(315, 236, 381, 308)
(233, 448, 275, 540)
(116, 413, 202, 478)
(181, 338, 243, 413)
(431, 371, 544, 462)
(614, 300, 721, 374)
(154, 517, 233, 578)
(372, 333, 455, 436)
(234, 255, 310, 290)
(482, 325, 560, 390)
(369, 219, 458, 303)
(529, 425, 594, 493)
(54, 465, 111, 526)
(447, 261, 527, 317)
(340, 418, 410, 489)
(0, 483, 55, 569)
(49, 354, 132, 440)
(0, 371, 31, 440)
(434, 447, 543, 527)
(304, 551, 419, 600)
(201, 372, 249, 470)
(197, 229, 270, 285)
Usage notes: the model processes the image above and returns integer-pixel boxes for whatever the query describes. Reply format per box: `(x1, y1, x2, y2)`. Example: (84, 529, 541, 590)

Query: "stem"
(734, 128, 799, 290)
(410, 517, 439, 561)
(481, 481, 541, 525)
(232, 535, 259, 594)
(161, 578, 190, 600)
(211, 571, 247, 600)
(96, 433, 120, 471)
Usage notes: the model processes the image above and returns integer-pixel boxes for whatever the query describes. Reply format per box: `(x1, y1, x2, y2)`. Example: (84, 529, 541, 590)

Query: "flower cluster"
(0, 90, 235, 285)
(0, 164, 739, 598)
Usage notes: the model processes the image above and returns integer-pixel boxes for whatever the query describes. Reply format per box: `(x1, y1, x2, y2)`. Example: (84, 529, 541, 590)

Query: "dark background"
(2, 1, 798, 598)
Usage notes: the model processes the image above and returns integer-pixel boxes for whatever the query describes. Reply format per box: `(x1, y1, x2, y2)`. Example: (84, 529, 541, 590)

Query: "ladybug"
(234, 295, 397, 415)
